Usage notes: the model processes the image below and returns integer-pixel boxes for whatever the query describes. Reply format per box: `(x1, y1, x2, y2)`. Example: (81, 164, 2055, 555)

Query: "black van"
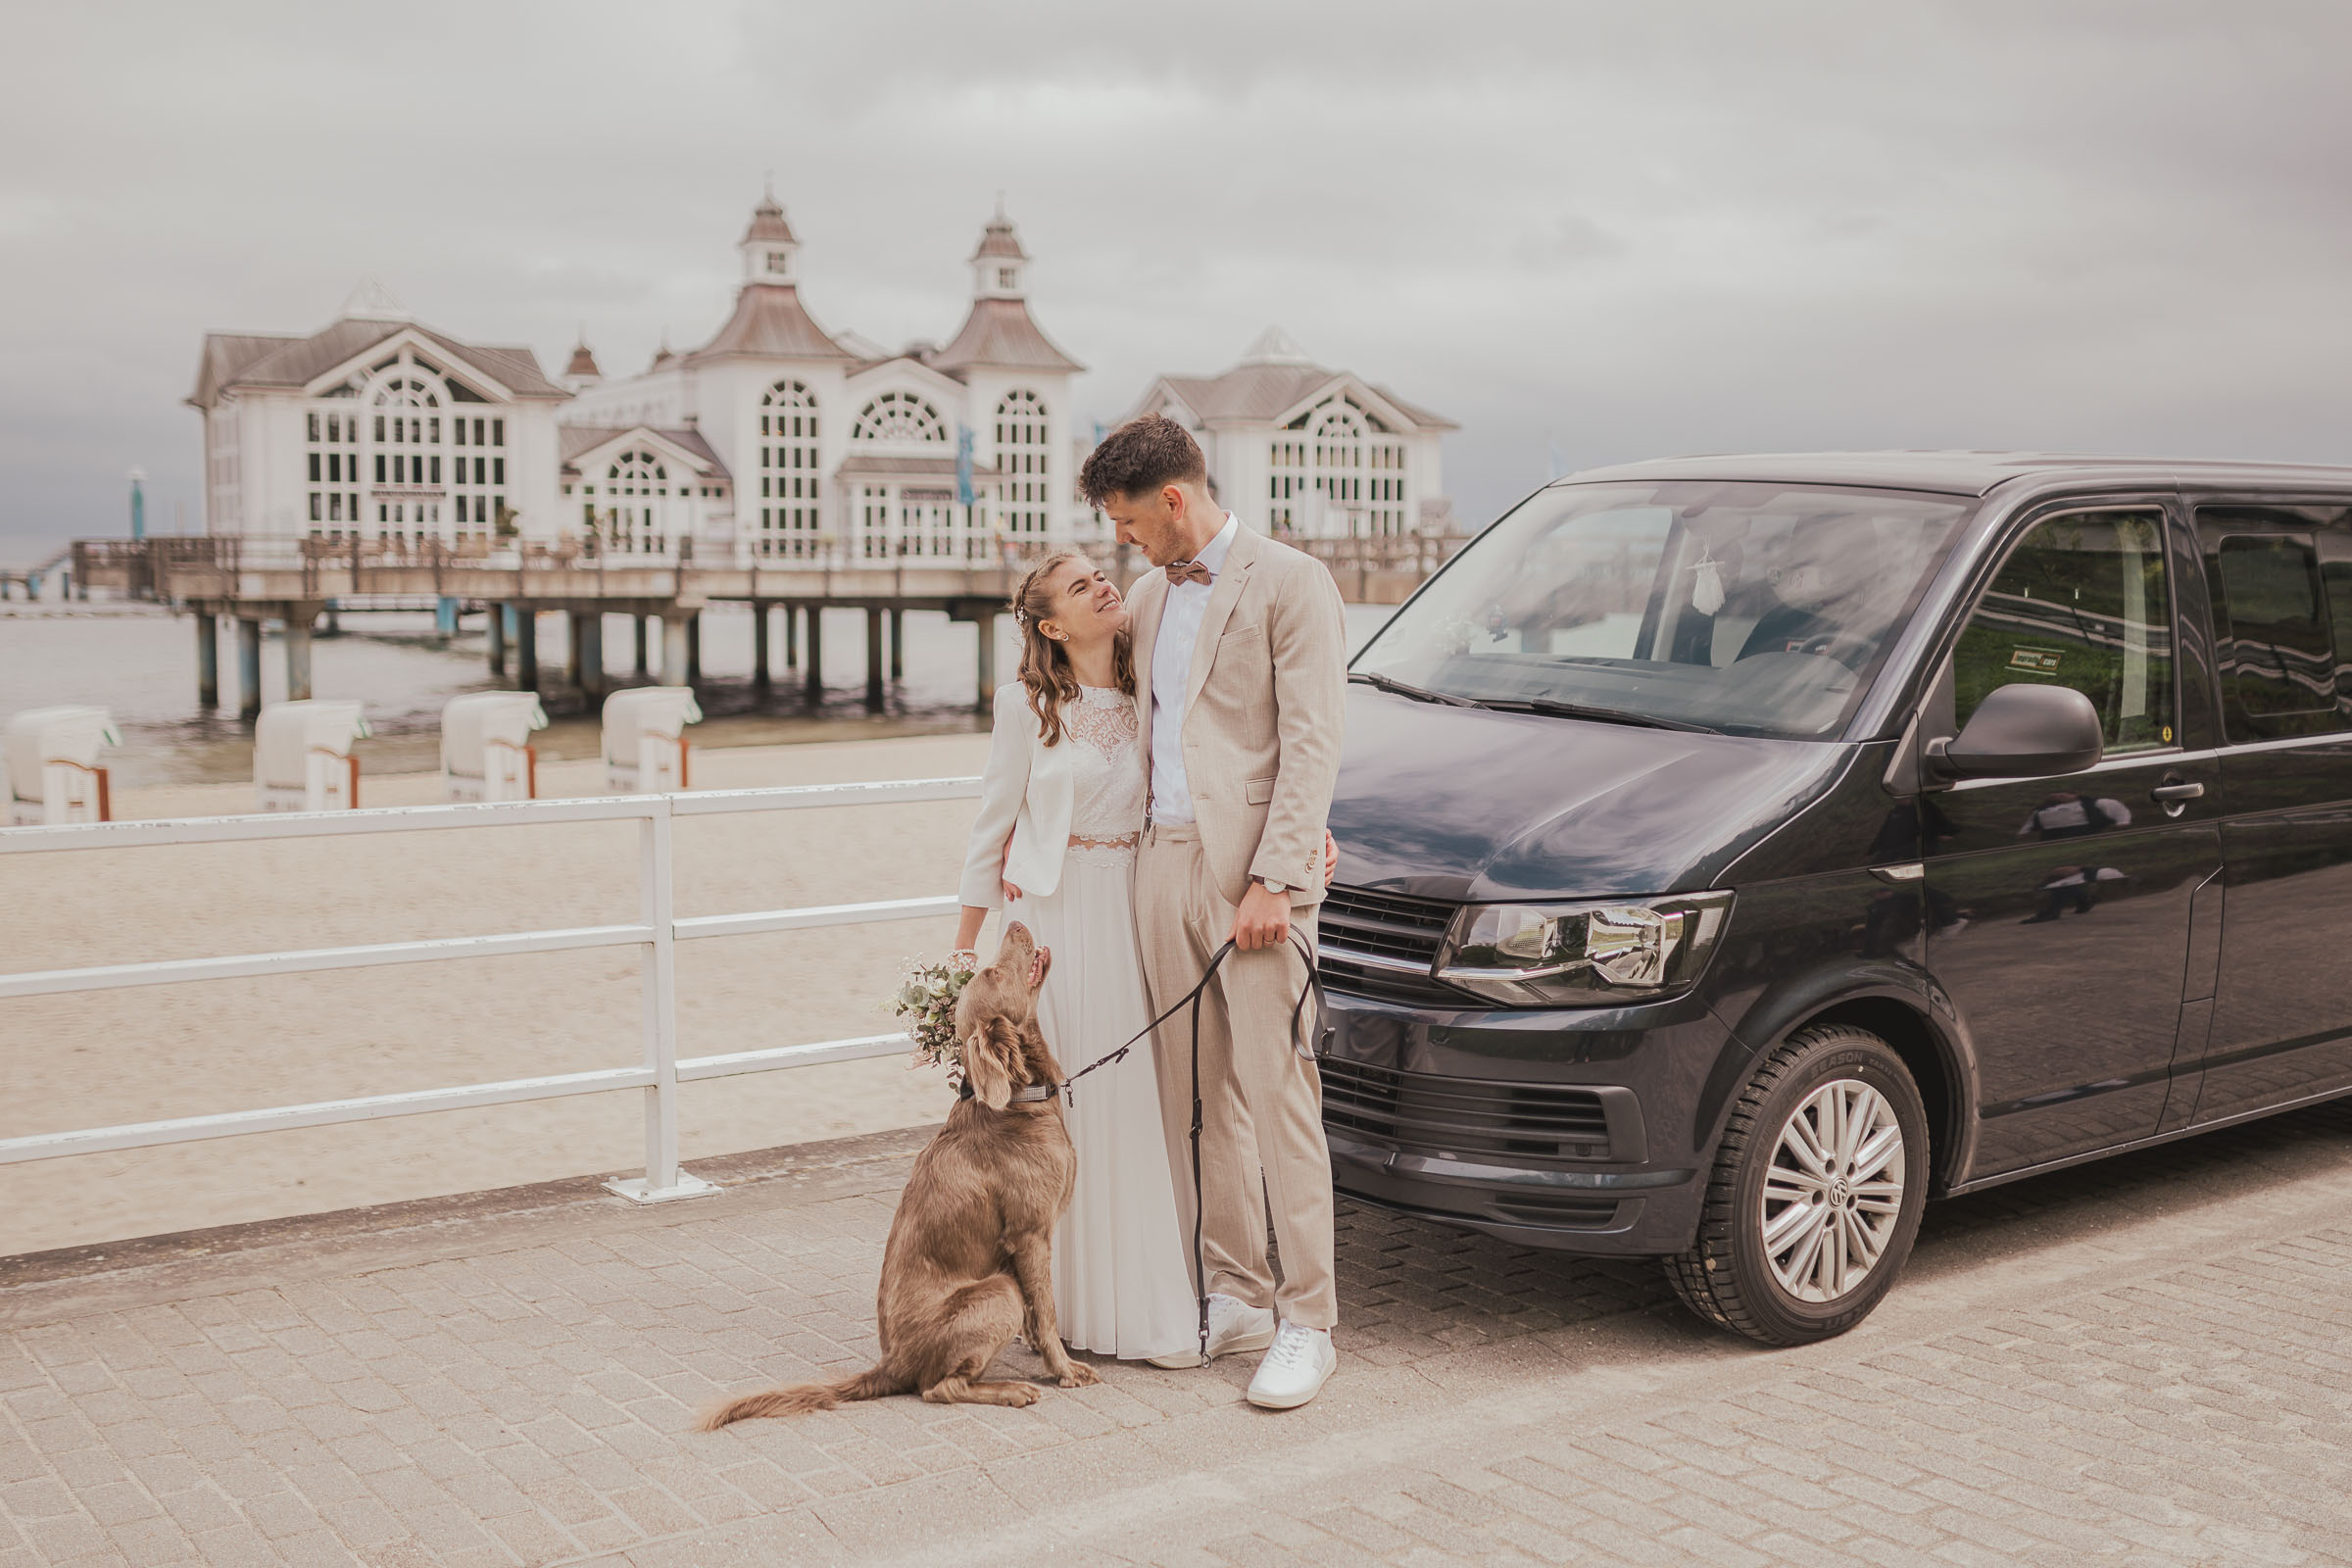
(1324, 453, 2352, 1345)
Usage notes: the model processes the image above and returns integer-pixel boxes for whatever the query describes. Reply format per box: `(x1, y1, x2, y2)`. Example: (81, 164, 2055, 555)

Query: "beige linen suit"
(1129, 524, 1348, 1330)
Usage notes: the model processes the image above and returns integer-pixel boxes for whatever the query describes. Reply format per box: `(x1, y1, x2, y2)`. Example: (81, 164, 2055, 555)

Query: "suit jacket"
(1129, 524, 1349, 908)
(956, 682, 1080, 910)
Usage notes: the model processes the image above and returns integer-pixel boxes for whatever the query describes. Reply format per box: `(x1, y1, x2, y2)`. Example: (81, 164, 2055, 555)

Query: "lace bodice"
(1063, 687, 1146, 862)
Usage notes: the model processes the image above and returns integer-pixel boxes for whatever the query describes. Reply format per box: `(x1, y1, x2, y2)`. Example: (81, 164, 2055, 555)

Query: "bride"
(953, 549, 1331, 1365)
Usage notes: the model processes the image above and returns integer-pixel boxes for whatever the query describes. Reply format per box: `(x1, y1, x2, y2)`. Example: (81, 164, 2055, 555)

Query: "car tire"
(1667, 1023, 1930, 1347)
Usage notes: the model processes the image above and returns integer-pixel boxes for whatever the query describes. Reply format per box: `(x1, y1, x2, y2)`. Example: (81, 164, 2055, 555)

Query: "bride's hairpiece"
(1011, 606, 1030, 629)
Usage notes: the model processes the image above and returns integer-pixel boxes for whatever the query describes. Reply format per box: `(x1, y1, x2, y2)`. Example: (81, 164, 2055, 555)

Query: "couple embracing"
(951, 415, 1348, 1410)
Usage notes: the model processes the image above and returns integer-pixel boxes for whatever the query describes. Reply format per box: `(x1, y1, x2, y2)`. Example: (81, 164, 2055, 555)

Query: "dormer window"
(766, 252, 791, 274)
(997, 267, 1017, 288)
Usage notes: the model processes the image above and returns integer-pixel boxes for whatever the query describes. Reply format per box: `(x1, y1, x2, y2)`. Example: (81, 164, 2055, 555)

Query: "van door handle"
(2152, 781, 2205, 803)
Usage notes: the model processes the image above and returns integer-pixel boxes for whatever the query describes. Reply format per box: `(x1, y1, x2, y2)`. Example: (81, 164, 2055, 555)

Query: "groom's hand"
(1234, 882, 1292, 952)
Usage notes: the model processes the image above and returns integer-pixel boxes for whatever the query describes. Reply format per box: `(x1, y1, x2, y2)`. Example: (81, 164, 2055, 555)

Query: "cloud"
(5, 0, 2352, 552)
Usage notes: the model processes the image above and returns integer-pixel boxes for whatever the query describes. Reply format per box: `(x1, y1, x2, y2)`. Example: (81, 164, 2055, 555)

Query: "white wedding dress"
(1006, 686, 1200, 1361)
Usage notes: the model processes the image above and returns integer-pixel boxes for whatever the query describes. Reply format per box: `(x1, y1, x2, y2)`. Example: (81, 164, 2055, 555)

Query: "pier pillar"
(572, 612, 606, 698)
(633, 614, 650, 676)
(284, 611, 315, 703)
(865, 608, 886, 710)
(805, 608, 824, 700)
(323, 602, 341, 636)
(973, 612, 997, 710)
(486, 601, 507, 677)
(196, 614, 220, 708)
(236, 618, 264, 720)
(785, 605, 799, 669)
(686, 612, 703, 685)
(890, 610, 905, 680)
(515, 609, 539, 691)
(753, 602, 771, 691)
(434, 596, 460, 638)
(661, 614, 690, 686)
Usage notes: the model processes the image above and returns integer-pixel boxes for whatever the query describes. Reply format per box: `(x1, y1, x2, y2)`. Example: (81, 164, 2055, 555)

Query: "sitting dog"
(699, 921, 1101, 1425)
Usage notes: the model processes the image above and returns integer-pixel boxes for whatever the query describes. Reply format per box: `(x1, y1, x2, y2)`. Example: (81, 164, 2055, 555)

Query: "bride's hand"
(1000, 839, 1020, 904)
(1324, 829, 1340, 887)
(1002, 878, 1023, 903)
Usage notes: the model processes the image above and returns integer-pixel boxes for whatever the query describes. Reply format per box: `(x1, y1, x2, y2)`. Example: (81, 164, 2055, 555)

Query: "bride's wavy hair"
(1012, 549, 1135, 747)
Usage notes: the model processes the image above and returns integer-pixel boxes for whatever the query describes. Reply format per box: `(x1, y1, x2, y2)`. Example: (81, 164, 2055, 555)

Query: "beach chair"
(4, 706, 121, 825)
(603, 687, 702, 794)
(254, 700, 369, 812)
(441, 692, 548, 802)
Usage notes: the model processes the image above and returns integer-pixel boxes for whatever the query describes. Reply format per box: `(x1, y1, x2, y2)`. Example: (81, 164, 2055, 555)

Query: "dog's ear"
(964, 1023, 1012, 1110)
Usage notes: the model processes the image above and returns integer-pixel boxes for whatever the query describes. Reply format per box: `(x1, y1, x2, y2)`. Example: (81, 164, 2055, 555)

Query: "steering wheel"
(1738, 632, 1873, 672)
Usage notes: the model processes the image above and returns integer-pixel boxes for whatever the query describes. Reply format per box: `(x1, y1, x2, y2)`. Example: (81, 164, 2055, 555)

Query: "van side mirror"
(1925, 683, 2104, 783)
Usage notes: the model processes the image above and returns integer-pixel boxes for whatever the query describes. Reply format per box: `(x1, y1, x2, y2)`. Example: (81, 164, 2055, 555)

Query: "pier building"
(188, 281, 570, 550)
(70, 190, 1467, 724)
(560, 193, 1088, 564)
(1125, 326, 1456, 539)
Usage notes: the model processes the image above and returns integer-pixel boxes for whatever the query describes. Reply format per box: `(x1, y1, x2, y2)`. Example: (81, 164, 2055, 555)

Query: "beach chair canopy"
(4, 707, 121, 803)
(441, 692, 549, 777)
(601, 688, 702, 765)
(254, 700, 370, 792)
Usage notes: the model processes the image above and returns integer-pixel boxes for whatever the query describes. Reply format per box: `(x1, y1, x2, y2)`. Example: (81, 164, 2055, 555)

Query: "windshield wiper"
(1473, 697, 1722, 735)
(1348, 671, 1482, 708)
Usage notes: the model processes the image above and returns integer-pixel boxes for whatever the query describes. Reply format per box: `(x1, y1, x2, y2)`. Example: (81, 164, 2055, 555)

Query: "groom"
(1080, 415, 1348, 1410)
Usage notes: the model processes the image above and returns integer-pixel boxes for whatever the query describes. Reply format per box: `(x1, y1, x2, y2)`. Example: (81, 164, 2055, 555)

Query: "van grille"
(1319, 1058, 1613, 1163)
(1317, 886, 1467, 1004)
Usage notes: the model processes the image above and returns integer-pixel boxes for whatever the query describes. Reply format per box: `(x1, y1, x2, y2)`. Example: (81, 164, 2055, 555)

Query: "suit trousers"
(1134, 822, 1338, 1331)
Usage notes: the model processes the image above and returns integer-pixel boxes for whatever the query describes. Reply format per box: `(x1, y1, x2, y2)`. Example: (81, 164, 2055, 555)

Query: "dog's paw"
(1057, 1363, 1102, 1389)
(1007, 1383, 1042, 1406)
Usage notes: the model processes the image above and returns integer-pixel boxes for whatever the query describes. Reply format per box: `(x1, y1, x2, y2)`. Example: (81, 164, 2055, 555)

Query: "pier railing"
(0, 777, 984, 1203)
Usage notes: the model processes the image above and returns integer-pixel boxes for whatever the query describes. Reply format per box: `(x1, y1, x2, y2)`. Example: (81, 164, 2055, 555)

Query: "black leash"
(1057, 926, 1327, 1368)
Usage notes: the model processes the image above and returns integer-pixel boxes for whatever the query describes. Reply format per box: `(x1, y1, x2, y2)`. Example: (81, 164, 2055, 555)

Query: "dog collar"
(956, 1081, 1057, 1105)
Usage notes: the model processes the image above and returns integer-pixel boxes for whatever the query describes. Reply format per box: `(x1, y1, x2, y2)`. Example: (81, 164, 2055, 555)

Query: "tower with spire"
(560, 191, 1091, 563)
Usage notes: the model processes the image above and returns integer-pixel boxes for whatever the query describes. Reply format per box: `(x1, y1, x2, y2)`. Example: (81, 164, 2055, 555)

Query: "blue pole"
(435, 595, 459, 636)
(129, 472, 146, 540)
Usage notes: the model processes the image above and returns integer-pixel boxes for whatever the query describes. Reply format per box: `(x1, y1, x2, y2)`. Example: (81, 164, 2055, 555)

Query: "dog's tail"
(695, 1366, 906, 1430)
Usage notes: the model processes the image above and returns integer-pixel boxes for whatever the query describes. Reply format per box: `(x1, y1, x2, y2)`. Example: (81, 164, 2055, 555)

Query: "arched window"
(851, 390, 947, 444)
(604, 450, 670, 554)
(367, 368, 455, 543)
(1283, 395, 1407, 538)
(760, 380, 821, 560)
(994, 389, 1050, 538)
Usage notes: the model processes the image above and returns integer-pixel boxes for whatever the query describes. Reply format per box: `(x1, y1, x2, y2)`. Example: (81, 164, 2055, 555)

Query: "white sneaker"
(1147, 1293, 1277, 1368)
(1246, 1320, 1337, 1409)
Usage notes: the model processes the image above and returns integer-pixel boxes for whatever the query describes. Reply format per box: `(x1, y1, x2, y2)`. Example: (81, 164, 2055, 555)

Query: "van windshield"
(1353, 481, 1974, 739)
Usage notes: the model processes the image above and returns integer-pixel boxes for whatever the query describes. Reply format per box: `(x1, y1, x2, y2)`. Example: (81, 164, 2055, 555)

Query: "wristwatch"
(1252, 876, 1290, 895)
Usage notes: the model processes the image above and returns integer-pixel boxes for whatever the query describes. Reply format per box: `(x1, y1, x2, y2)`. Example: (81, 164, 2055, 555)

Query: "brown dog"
(698, 922, 1101, 1426)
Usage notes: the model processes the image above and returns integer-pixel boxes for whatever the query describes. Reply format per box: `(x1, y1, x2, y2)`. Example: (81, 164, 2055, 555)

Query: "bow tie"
(1164, 560, 1213, 587)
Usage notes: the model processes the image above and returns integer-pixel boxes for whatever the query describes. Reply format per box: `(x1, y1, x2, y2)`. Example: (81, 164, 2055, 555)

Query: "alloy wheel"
(1757, 1077, 1906, 1303)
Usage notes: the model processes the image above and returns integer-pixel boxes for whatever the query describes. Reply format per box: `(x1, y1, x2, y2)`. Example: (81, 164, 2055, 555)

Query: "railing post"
(606, 797, 716, 1203)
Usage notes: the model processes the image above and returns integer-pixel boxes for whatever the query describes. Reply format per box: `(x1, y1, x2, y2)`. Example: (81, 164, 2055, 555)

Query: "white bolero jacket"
(957, 682, 1078, 911)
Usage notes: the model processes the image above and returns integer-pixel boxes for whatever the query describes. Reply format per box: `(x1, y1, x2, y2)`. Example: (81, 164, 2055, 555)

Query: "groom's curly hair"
(1079, 414, 1206, 507)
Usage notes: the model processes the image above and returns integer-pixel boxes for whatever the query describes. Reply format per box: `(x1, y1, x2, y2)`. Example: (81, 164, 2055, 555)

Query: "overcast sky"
(6, 0, 2350, 555)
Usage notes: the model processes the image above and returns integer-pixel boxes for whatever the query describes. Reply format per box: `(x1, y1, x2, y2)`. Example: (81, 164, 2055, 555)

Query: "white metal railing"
(0, 776, 982, 1202)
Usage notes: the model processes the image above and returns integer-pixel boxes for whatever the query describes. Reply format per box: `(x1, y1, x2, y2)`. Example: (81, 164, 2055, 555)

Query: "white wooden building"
(1122, 327, 1455, 539)
(562, 194, 1087, 564)
(187, 282, 569, 547)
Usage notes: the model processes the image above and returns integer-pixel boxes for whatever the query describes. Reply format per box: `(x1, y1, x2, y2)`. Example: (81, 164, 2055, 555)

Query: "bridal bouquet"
(891, 955, 976, 1087)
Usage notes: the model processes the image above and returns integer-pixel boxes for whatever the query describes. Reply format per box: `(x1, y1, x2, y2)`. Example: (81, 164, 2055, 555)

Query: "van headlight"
(1436, 891, 1734, 1005)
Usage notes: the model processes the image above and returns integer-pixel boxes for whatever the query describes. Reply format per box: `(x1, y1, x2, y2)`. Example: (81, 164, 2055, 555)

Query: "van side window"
(1952, 509, 2175, 755)
(2197, 506, 2351, 740)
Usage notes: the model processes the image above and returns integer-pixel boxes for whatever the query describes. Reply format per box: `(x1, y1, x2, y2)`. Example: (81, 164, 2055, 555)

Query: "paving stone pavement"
(3, 1102, 2350, 1567)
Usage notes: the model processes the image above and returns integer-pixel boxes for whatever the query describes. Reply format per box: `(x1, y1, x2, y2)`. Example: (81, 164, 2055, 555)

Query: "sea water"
(0, 602, 1398, 789)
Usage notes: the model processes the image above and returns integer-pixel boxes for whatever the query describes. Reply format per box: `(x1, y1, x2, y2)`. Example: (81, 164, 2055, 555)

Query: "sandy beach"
(1, 731, 994, 1257)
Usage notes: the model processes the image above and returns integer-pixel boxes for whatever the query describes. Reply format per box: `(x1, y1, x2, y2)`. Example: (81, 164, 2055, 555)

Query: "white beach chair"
(5, 706, 121, 825)
(441, 692, 548, 802)
(254, 700, 369, 812)
(603, 687, 702, 794)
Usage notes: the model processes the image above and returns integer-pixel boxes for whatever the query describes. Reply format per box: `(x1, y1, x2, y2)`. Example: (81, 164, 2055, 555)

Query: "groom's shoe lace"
(1264, 1322, 1319, 1368)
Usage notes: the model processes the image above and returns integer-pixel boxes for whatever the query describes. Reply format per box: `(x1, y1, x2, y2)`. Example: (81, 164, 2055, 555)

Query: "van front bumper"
(1317, 986, 1726, 1256)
